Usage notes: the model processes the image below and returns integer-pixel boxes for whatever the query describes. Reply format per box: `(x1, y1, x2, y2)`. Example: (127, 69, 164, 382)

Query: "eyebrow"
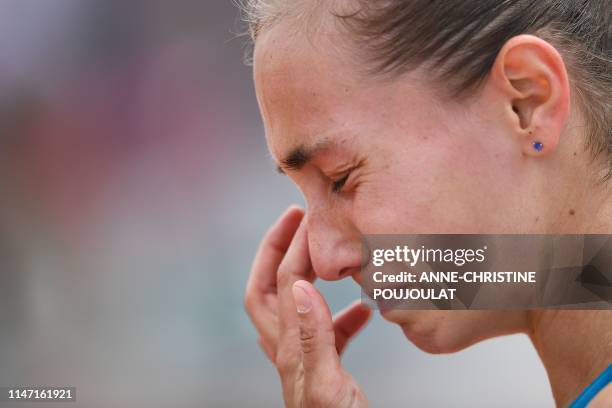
(276, 140, 334, 174)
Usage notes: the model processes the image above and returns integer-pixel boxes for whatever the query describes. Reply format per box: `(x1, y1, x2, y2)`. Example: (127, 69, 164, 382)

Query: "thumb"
(291, 280, 341, 378)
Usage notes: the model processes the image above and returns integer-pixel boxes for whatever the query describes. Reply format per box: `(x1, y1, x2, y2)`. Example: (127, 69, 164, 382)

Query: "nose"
(306, 210, 362, 281)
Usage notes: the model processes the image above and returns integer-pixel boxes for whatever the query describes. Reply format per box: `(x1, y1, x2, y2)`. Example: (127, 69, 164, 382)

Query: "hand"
(245, 206, 371, 407)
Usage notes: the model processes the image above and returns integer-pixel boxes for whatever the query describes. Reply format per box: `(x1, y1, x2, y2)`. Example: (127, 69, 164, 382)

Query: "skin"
(245, 13, 612, 408)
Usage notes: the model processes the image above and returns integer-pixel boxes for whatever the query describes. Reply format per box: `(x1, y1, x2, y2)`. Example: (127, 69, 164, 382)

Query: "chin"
(381, 309, 477, 355)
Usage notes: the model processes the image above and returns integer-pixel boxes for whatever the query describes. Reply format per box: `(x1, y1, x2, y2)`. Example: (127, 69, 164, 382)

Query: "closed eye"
(331, 173, 350, 193)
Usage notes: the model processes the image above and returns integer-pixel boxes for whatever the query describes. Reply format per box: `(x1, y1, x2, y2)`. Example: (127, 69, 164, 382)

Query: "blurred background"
(0, 1, 553, 407)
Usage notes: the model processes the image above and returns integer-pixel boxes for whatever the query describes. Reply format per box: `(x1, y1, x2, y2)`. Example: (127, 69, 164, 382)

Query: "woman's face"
(253, 21, 546, 352)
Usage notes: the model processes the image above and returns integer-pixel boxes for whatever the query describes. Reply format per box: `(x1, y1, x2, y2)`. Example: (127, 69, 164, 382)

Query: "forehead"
(253, 19, 363, 160)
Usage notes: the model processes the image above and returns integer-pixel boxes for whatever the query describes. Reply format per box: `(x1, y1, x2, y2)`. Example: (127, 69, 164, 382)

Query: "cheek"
(350, 145, 476, 233)
(349, 138, 526, 234)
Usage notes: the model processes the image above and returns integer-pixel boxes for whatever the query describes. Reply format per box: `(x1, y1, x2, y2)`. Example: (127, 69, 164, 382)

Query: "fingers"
(248, 205, 304, 294)
(277, 219, 314, 335)
(275, 219, 316, 379)
(286, 281, 369, 408)
(245, 205, 304, 349)
(291, 280, 341, 379)
(333, 301, 372, 355)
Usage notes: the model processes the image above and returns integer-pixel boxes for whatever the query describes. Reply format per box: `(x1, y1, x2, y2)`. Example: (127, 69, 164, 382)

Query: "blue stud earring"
(533, 141, 544, 152)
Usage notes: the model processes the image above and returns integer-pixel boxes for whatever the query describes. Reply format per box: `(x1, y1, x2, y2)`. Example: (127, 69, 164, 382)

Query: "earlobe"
(491, 34, 570, 157)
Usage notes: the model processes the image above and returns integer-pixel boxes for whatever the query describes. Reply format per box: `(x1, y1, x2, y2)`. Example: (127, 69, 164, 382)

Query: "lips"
(352, 271, 411, 310)
(355, 271, 444, 312)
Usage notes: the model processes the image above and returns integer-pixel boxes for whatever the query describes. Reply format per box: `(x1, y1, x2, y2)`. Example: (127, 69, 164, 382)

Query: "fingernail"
(292, 282, 312, 314)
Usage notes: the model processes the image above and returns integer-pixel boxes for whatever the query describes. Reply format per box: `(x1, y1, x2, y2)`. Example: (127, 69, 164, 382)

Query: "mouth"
(351, 271, 408, 313)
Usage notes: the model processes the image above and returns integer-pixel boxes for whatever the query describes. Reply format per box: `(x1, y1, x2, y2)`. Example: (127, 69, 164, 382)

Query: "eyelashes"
(331, 173, 350, 193)
(329, 158, 365, 194)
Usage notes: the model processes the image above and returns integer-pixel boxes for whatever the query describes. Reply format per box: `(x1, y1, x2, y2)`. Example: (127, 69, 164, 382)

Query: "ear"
(490, 34, 570, 157)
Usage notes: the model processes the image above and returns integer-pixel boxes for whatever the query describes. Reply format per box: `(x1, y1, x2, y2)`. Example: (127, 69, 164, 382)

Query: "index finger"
(245, 206, 304, 346)
(277, 219, 314, 334)
(247, 205, 304, 296)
